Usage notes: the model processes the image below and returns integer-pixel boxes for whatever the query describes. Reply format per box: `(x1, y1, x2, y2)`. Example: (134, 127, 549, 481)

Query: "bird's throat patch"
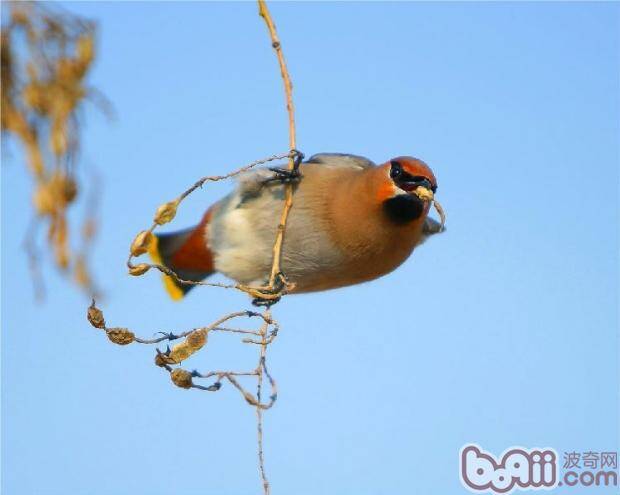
(383, 194, 424, 224)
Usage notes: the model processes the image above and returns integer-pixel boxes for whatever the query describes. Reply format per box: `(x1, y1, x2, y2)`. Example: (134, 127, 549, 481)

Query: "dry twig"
(258, 0, 297, 292)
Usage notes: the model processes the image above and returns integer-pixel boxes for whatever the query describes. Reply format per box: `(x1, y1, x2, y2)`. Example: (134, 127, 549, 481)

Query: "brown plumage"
(150, 153, 443, 299)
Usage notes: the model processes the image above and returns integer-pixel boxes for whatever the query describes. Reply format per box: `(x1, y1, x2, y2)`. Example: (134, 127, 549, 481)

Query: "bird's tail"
(148, 211, 215, 300)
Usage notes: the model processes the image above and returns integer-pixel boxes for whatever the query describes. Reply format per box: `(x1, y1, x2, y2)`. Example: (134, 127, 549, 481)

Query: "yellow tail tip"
(148, 235, 184, 301)
(163, 275, 184, 301)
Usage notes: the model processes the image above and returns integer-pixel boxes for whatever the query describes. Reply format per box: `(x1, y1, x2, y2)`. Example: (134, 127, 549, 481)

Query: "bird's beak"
(400, 177, 433, 193)
(415, 178, 433, 191)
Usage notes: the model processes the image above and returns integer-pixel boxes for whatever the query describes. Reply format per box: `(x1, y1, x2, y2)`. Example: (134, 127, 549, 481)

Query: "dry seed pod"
(168, 329, 208, 363)
(128, 263, 150, 276)
(154, 351, 172, 367)
(186, 329, 207, 348)
(167, 343, 193, 364)
(170, 368, 193, 389)
(106, 328, 135, 345)
(87, 301, 105, 329)
(153, 200, 179, 225)
(129, 230, 153, 257)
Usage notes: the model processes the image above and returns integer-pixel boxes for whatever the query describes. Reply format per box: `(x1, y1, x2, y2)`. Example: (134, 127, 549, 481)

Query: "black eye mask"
(390, 160, 437, 193)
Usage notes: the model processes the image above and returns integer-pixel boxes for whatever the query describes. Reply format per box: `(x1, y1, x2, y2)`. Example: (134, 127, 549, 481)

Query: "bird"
(149, 153, 444, 300)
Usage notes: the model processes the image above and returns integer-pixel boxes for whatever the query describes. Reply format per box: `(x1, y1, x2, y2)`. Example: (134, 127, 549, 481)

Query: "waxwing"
(149, 153, 443, 299)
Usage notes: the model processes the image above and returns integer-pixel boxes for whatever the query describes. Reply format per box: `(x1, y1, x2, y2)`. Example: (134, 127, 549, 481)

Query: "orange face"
(388, 156, 437, 192)
(377, 156, 438, 202)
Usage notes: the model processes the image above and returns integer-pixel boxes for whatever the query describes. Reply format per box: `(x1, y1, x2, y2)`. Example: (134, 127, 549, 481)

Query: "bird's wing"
(233, 153, 374, 201)
(305, 153, 376, 170)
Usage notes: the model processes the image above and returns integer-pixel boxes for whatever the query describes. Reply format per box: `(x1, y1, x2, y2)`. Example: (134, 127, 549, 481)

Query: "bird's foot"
(246, 272, 293, 307)
(266, 167, 302, 184)
(290, 149, 305, 169)
(265, 149, 305, 184)
(252, 294, 281, 307)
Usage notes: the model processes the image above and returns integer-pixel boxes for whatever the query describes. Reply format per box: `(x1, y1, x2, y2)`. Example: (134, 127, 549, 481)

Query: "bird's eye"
(390, 161, 402, 179)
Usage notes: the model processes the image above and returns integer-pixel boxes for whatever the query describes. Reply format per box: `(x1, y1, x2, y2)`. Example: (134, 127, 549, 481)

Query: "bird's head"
(378, 156, 438, 224)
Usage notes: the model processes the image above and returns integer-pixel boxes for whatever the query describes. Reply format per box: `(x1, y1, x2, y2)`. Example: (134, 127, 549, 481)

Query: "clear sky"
(2, 2, 619, 494)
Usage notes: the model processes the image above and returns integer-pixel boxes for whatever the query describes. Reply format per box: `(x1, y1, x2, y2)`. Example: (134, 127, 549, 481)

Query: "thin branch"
(122, 311, 276, 345)
(258, 0, 298, 291)
(253, 4, 298, 488)
(178, 152, 294, 202)
(193, 370, 258, 379)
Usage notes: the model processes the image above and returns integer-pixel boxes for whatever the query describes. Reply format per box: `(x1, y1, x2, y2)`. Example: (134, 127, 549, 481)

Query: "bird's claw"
(266, 166, 302, 183)
(250, 272, 288, 307)
(290, 149, 304, 169)
(252, 295, 281, 307)
(265, 149, 304, 184)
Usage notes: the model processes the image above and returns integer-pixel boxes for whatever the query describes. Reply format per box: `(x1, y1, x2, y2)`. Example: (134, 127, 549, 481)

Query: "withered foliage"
(1, 2, 104, 299)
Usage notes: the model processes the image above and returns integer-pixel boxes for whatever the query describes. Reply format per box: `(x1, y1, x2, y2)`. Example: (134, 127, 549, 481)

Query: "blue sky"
(2, 2, 619, 494)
